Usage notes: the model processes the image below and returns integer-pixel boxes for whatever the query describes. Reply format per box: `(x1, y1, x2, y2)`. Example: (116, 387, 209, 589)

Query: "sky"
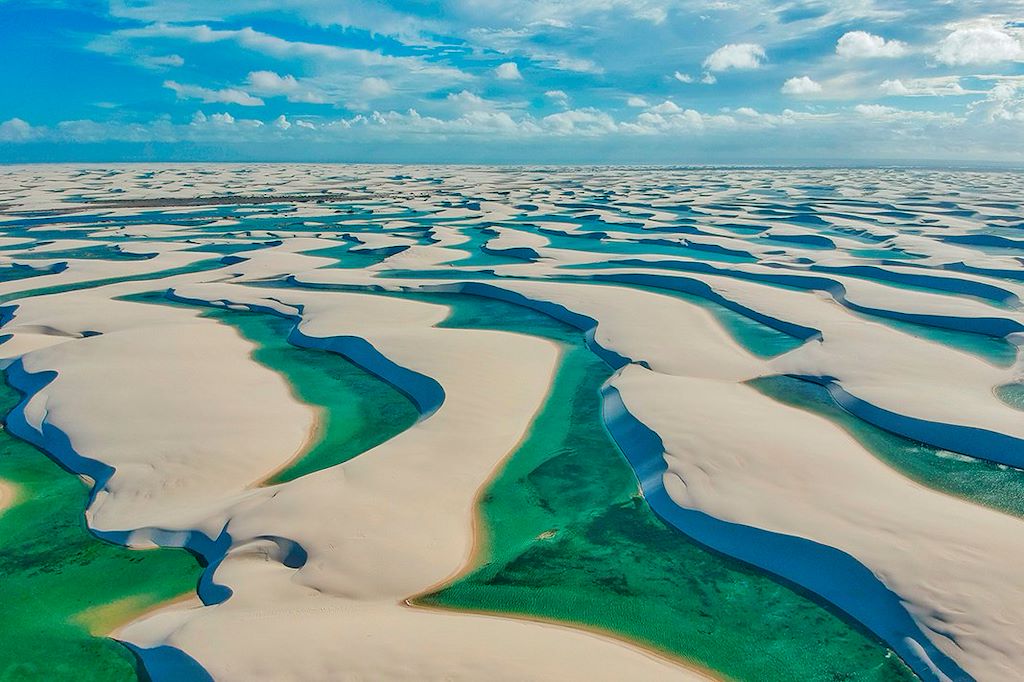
(2, 0, 1024, 164)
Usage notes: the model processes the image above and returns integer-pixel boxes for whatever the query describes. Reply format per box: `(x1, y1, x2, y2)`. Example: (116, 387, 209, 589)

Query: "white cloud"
(246, 71, 328, 103)
(542, 108, 617, 136)
(495, 62, 522, 80)
(359, 77, 392, 98)
(854, 104, 896, 118)
(273, 114, 292, 130)
(703, 43, 766, 71)
(673, 71, 694, 83)
(836, 31, 907, 59)
(545, 89, 569, 105)
(969, 82, 1024, 121)
(853, 103, 957, 123)
(164, 80, 264, 106)
(701, 72, 717, 84)
(626, 96, 649, 107)
(0, 118, 40, 142)
(447, 90, 492, 111)
(879, 77, 970, 97)
(935, 26, 1024, 66)
(467, 26, 603, 74)
(781, 76, 822, 95)
(111, 23, 469, 81)
(650, 100, 683, 114)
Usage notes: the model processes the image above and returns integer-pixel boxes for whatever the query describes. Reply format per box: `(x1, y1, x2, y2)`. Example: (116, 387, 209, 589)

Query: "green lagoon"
(0, 380, 200, 681)
(405, 291, 913, 682)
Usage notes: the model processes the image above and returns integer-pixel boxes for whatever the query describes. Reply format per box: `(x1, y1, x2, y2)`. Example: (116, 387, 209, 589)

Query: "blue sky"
(2, 0, 1024, 163)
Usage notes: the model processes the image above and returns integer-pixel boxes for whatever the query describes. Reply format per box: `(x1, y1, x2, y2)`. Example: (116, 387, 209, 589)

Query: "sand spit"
(0, 478, 17, 514)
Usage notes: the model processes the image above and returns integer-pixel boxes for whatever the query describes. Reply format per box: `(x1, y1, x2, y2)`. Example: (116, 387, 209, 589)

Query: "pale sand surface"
(6, 276, 703, 680)
(165, 276, 1021, 679)
(4, 166, 1024, 680)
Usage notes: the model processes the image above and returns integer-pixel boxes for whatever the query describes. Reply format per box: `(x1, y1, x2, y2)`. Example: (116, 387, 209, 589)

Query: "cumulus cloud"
(673, 71, 694, 83)
(703, 43, 766, 71)
(879, 77, 970, 97)
(650, 100, 683, 114)
(545, 89, 569, 105)
(836, 31, 907, 59)
(0, 118, 41, 142)
(495, 62, 522, 80)
(781, 76, 822, 95)
(165, 80, 264, 106)
(359, 77, 392, 98)
(542, 108, 617, 136)
(246, 71, 328, 103)
(935, 26, 1024, 66)
(853, 103, 957, 123)
(968, 82, 1024, 121)
(447, 90, 494, 111)
(626, 96, 649, 107)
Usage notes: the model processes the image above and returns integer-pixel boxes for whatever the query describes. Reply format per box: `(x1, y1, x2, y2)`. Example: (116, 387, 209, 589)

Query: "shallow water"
(752, 375, 1024, 518)
(124, 291, 421, 484)
(0, 379, 200, 681)
(411, 292, 913, 681)
(3, 166, 1023, 681)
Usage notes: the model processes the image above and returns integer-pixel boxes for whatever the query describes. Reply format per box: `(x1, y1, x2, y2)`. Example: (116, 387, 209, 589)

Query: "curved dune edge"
(402, 600, 718, 681)
(331, 274, 1018, 681)
(397, 339, 720, 681)
(3, 167, 1024, 681)
(2, 266, 1007, 679)
(2, 281, 702, 681)
(601, 380, 963, 682)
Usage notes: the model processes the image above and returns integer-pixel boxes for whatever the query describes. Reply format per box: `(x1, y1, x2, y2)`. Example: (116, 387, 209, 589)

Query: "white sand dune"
(5, 165, 1024, 681)
(4, 276, 704, 680)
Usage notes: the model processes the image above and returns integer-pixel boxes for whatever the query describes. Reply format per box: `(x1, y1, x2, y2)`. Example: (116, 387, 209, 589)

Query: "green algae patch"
(752, 375, 1024, 518)
(0, 381, 200, 682)
(400, 292, 914, 682)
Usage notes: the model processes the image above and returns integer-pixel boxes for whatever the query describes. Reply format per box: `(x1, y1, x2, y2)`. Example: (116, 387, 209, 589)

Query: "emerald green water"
(867, 316, 1018, 368)
(751, 375, 1024, 518)
(0, 380, 201, 681)
(996, 383, 1024, 411)
(570, 278, 806, 359)
(201, 307, 420, 484)
(410, 292, 913, 682)
(123, 291, 420, 484)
